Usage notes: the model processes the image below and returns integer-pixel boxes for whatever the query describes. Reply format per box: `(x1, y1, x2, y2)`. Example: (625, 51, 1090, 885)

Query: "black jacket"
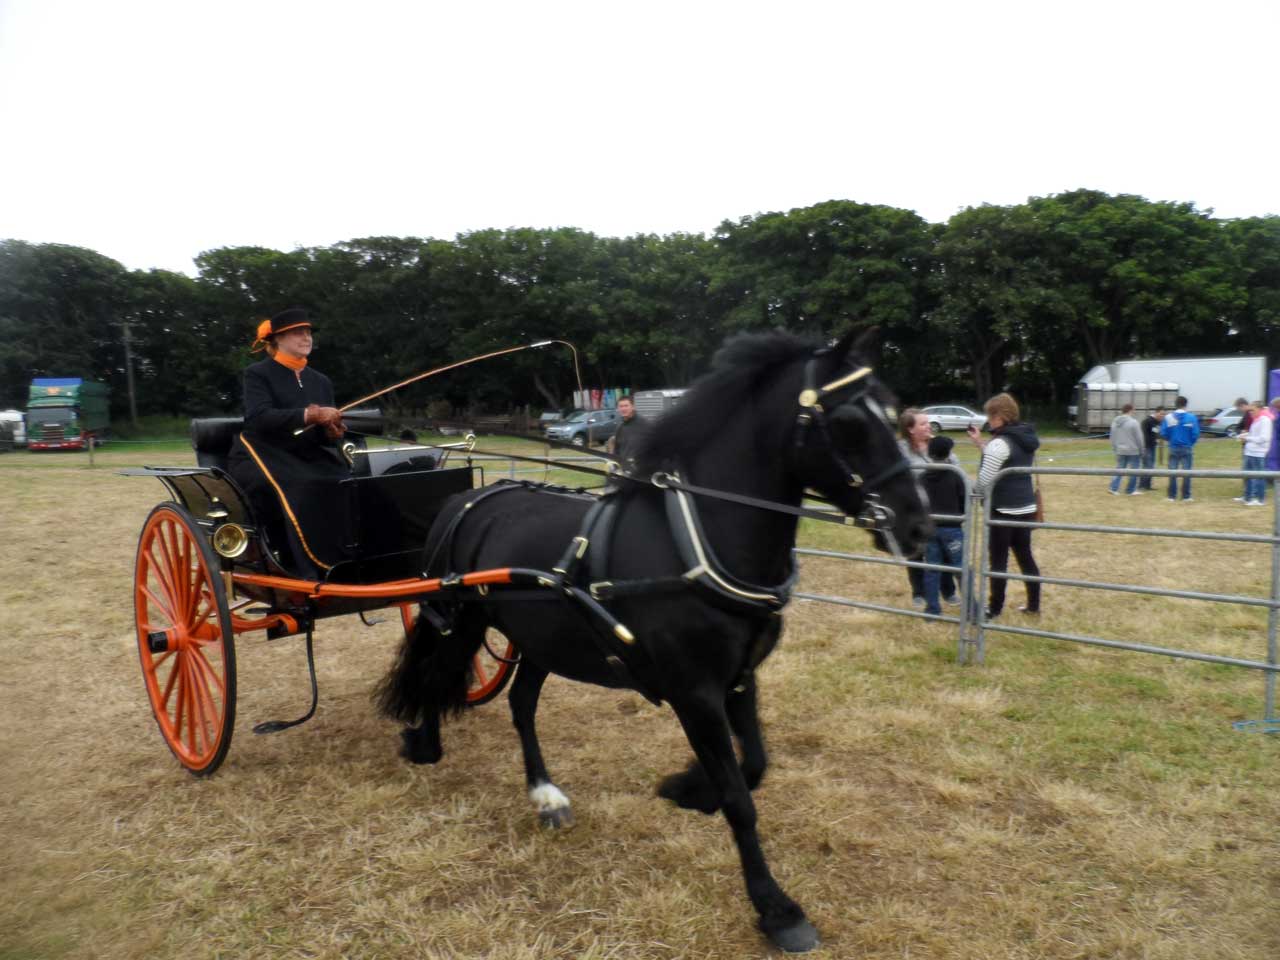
(1140, 415, 1161, 450)
(922, 467, 966, 527)
(227, 357, 350, 573)
(240, 357, 340, 461)
(987, 421, 1040, 511)
(612, 413, 648, 472)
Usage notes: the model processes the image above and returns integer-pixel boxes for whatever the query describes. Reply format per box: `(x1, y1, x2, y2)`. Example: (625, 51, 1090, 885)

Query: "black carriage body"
(127, 415, 524, 778)
(126, 415, 477, 623)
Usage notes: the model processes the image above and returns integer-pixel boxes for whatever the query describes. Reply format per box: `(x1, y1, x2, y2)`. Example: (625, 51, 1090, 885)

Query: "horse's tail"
(374, 606, 481, 724)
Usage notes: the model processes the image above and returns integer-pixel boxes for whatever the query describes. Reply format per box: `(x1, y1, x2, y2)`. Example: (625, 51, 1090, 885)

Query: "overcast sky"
(2, 0, 1277, 275)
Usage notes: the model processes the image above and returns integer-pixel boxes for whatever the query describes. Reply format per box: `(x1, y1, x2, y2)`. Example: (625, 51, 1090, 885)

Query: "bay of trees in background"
(2, 188, 1277, 424)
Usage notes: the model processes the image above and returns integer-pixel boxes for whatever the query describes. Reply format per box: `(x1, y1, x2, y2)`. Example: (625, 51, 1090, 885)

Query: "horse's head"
(792, 331, 933, 559)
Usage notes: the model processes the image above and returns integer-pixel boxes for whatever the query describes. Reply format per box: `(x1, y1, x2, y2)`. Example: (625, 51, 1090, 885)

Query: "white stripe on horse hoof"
(530, 782, 574, 830)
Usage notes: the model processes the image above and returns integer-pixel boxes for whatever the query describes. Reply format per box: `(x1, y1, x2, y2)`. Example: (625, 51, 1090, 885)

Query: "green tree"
(711, 200, 935, 337)
(1222, 216, 1280, 360)
(0, 240, 131, 411)
(1028, 190, 1241, 364)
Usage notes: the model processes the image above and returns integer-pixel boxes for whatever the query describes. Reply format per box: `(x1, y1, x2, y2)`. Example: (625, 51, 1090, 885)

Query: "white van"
(0, 409, 27, 446)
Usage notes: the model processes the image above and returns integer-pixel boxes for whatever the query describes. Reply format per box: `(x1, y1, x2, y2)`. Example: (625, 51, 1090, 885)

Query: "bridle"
(794, 352, 912, 535)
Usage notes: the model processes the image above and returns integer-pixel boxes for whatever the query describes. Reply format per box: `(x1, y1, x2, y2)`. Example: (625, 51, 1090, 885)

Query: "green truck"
(27, 378, 111, 451)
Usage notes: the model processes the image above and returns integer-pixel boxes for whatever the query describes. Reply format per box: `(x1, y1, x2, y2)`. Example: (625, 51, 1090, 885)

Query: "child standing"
(921, 435, 967, 616)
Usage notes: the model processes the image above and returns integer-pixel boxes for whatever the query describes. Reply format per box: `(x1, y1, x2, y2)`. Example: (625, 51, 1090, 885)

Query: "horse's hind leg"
(509, 661, 574, 829)
(658, 671, 767, 812)
(668, 689, 818, 954)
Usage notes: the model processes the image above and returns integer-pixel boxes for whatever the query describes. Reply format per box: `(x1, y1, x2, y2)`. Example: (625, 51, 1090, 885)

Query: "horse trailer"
(631, 388, 686, 420)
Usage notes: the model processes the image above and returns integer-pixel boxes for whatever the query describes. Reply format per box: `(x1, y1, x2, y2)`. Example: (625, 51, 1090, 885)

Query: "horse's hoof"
(768, 919, 820, 953)
(657, 767, 720, 814)
(538, 806, 575, 830)
(399, 728, 442, 765)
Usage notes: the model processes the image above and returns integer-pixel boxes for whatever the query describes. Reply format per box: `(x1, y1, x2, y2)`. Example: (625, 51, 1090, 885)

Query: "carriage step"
(253, 719, 296, 734)
(253, 627, 318, 735)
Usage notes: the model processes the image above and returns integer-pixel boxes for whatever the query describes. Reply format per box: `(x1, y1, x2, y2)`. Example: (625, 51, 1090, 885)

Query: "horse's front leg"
(658, 671, 767, 811)
(668, 690, 819, 954)
(509, 661, 574, 829)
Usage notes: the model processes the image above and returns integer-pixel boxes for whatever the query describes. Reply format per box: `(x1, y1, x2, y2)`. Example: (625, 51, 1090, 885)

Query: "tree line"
(2, 188, 1277, 422)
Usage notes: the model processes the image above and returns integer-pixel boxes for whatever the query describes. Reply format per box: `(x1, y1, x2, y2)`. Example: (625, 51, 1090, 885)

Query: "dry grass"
(2, 438, 1278, 960)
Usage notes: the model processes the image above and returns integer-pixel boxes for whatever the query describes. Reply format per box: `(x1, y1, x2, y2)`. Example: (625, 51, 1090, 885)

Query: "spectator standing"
(1241, 400, 1274, 505)
(1138, 406, 1165, 490)
(1108, 403, 1144, 495)
(921, 435, 967, 616)
(607, 395, 646, 475)
(1231, 397, 1255, 501)
(898, 409, 959, 608)
(969, 393, 1041, 618)
(1160, 397, 1200, 502)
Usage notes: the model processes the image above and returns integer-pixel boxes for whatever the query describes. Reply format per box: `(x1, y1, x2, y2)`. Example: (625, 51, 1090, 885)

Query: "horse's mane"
(635, 330, 818, 470)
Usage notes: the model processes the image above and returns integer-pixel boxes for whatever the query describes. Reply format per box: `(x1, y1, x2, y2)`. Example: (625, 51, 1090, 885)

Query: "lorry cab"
(27, 378, 110, 450)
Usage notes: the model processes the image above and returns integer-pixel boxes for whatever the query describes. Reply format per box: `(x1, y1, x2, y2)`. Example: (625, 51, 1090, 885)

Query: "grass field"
(1, 434, 1278, 959)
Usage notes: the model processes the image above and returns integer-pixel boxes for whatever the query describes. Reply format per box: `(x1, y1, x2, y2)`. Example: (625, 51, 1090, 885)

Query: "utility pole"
(121, 317, 138, 428)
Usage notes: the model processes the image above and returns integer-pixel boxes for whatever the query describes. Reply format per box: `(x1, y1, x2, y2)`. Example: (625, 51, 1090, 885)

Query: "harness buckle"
(651, 471, 673, 489)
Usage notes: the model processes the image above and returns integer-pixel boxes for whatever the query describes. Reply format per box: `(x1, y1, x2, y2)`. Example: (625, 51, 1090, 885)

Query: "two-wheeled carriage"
(124, 411, 524, 777)
(124, 330, 935, 952)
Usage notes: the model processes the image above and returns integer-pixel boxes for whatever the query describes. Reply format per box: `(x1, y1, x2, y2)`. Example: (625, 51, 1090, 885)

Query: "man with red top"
(227, 308, 352, 575)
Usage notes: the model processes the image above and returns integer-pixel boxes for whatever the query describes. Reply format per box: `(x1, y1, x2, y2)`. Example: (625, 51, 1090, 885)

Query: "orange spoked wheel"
(468, 629, 517, 706)
(134, 503, 236, 777)
(397, 605, 517, 706)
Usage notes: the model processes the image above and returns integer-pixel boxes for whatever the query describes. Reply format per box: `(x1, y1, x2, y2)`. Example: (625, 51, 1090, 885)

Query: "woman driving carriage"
(226, 308, 352, 577)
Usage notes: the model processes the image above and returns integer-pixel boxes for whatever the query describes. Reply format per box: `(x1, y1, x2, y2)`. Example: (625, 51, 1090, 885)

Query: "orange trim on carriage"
(230, 567, 514, 599)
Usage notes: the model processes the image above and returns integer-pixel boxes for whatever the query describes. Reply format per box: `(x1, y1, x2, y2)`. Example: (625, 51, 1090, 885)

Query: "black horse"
(377, 330, 931, 952)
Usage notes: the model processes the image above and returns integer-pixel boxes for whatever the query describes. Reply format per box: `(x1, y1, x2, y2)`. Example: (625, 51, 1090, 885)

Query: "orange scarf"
(272, 352, 307, 373)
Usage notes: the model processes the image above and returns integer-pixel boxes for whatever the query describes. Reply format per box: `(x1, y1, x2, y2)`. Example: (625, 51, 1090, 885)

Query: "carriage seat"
(190, 408, 386, 472)
(191, 418, 243, 472)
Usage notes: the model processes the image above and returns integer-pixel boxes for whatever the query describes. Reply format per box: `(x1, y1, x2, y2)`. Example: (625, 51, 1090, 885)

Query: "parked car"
(920, 404, 987, 434)
(544, 408, 621, 447)
(1201, 407, 1245, 437)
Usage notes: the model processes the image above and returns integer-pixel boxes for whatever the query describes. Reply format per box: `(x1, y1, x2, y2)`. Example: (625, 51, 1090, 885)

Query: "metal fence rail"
(795, 462, 1280, 732)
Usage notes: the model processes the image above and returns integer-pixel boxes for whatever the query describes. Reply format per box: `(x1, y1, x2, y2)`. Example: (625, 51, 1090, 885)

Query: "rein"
(425, 434, 897, 533)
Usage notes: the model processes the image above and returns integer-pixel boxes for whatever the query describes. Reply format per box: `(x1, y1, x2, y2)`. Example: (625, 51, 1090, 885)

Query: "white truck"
(1069, 356, 1268, 430)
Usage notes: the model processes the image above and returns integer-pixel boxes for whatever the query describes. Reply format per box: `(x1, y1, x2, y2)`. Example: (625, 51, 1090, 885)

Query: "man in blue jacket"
(1160, 396, 1200, 502)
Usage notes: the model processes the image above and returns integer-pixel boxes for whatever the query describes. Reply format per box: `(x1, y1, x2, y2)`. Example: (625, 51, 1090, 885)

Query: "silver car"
(544, 409, 621, 447)
(920, 404, 987, 434)
(1201, 407, 1244, 437)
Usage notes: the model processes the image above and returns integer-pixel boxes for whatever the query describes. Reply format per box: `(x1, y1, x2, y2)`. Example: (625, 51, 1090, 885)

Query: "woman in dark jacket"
(967, 392, 1041, 618)
(898, 408, 958, 608)
(227, 308, 350, 576)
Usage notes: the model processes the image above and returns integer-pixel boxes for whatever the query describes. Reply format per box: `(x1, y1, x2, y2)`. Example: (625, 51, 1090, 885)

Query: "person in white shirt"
(1240, 400, 1273, 505)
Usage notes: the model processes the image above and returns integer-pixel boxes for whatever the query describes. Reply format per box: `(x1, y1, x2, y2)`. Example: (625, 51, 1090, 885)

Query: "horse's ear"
(834, 325, 879, 360)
